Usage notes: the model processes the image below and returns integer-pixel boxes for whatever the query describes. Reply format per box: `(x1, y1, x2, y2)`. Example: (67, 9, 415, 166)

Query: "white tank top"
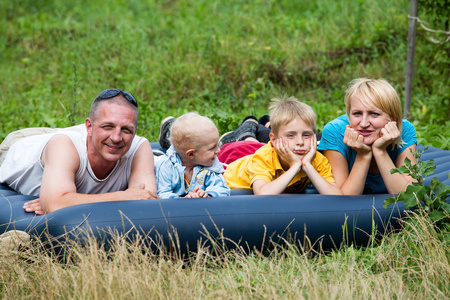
(0, 124, 147, 196)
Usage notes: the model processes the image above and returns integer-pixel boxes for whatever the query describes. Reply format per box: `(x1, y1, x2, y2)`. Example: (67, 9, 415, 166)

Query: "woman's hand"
(343, 125, 372, 155)
(372, 121, 400, 152)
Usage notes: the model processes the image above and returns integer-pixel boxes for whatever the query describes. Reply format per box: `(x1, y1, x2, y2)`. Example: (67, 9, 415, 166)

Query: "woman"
(317, 78, 417, 195)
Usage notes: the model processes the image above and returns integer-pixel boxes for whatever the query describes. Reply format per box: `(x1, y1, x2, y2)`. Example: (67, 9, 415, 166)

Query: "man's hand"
(343, 125, 372, 155)
(23, 183, 159, 216)
(23, 199, 46, 215)
(124, 183, 159, 200)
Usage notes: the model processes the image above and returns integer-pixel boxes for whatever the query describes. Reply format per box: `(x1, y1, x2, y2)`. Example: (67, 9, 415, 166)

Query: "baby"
(155, 112, 230, 198)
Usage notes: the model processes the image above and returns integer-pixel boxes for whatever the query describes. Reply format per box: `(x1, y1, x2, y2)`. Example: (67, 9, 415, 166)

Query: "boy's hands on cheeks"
(273, 138, 301, 172)
(301, 134, 317, 167)
(343, 125, 372, 155)
(372, 121, 400, 152)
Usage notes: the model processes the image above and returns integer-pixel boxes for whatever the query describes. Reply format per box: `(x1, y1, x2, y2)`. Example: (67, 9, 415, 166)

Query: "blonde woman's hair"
(170, 112, 218, 151)
(269, 95, 316, 135)
(345, 78, 403, 148)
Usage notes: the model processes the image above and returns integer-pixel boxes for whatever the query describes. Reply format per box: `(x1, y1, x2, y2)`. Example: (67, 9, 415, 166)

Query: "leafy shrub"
(384, 148, 450, 239)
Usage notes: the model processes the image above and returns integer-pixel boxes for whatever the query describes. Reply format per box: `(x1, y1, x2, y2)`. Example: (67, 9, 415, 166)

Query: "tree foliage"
(419, 0, 450, 29)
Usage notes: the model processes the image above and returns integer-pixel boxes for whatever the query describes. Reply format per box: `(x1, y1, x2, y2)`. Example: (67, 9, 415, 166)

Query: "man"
(0, 89, 159, 214)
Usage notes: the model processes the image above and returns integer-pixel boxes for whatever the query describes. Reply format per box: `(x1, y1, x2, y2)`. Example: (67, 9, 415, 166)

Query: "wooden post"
(404, 0, 418, 119)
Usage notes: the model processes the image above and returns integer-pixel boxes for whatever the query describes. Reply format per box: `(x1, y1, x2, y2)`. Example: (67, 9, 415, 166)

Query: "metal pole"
(404, 0, 418, 119)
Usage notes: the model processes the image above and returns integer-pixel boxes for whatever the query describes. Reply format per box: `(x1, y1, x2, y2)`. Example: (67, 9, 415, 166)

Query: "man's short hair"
(90, 94, 139, 126)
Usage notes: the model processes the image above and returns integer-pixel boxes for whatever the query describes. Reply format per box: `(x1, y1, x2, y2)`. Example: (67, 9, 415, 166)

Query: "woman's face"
(348, 97, 392, 145)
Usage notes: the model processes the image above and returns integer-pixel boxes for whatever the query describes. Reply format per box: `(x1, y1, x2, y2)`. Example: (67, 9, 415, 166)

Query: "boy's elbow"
(334, 189, 344, 195)
(253, 188, 272, 195)
(314, 181, 343, 195)
(319, 190, 342, 195)
(331, 183, 344, 195)
(324, 185, 343, 195)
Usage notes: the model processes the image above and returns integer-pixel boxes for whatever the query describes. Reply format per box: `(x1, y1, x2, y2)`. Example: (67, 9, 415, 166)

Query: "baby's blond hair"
(170, 112, 218, 151)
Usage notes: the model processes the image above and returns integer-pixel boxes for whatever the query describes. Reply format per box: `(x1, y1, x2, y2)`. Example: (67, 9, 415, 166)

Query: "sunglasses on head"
(95, 89, 138, 107)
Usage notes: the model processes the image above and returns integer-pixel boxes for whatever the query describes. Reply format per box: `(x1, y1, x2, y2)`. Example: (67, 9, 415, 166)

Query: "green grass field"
(1, 0, 449, 148)
(1, 0, 449, 298)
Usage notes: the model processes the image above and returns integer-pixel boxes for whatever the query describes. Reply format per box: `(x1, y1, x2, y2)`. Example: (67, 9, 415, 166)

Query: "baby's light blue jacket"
(155, 146, 231, 199)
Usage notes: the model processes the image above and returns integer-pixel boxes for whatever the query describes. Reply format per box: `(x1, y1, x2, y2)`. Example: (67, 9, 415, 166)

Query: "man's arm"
(128, 141, 158, 196)
(38, 135, 158, 214)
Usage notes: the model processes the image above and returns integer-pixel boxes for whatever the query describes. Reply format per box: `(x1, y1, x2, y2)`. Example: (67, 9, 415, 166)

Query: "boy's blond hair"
(170, 112, 218, 151)
(269, 95, 316, 135)
(345, 78, 403, 148)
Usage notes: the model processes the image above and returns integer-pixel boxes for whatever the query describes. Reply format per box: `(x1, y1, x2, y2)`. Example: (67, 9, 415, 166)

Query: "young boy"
(155, 112, 231, 198)
(223, 96, 342, 195)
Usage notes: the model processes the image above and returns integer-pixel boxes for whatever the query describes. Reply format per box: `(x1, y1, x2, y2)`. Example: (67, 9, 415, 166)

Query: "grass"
(1, 0, 449, 298)
(1, 212, 449, 299)
(0, 0, 449, 148)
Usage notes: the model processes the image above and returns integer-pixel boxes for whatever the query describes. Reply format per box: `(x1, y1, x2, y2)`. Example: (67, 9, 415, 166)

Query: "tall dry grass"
(1, 212, 449, 299)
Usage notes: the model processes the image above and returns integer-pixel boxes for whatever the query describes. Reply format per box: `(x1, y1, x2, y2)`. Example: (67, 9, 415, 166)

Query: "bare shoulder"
(44, 134, 77, 153)
(322, 149, 346, 162)
(134, 140, 153, 158)
(131, 140, 154, 169)
(41, 134, 80, 168)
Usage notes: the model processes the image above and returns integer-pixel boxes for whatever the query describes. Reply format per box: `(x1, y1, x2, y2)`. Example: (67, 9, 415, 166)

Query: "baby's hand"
(273, 138, 301, 170)
(193, 186, 209, 197)
(343, 125, 371, 154)
(302, 134, 317, 166)
(372, 121, 400, 151)
(185, 186, 210, 198)
(184, 191, 198, 198)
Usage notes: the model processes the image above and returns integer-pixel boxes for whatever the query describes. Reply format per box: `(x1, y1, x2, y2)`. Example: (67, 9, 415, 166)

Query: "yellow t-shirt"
(223, 142, 335, 193)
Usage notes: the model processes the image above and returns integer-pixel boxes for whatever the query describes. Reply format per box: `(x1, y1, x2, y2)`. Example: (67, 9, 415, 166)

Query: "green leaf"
(383, 196, 397, 209)
(440, 202, 450, 213)
(429, 210, 446, 222)
(402, 193, 419, 209)
(404, 156, 411, 166)
(390, 165, 409, 175)
(434, 181, 450, 198)
(418, 159, 436, 176)
(430, 177, 441, 190)
(400, 185, 429, 209)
